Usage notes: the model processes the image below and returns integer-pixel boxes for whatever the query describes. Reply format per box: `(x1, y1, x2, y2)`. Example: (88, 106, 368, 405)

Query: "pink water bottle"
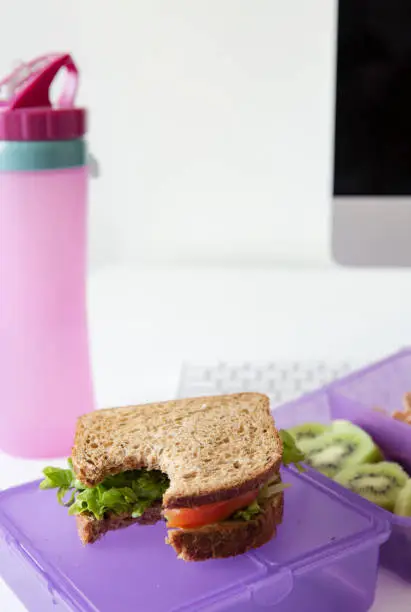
(0, 54, 94, 458)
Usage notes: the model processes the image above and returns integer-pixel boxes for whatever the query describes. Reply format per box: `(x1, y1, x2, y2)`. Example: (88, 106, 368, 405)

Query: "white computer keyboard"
(178, 361, 355, 407)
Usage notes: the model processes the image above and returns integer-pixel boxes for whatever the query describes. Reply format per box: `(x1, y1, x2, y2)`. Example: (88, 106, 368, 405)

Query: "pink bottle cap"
(0, 54, 86, 141)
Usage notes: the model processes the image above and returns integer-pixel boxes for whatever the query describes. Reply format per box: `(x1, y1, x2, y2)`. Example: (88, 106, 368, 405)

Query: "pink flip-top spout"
(0, 53, 86, 141)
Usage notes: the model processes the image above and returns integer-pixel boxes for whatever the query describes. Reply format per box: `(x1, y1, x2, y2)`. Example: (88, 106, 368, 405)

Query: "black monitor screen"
(334, 0, 411, 195)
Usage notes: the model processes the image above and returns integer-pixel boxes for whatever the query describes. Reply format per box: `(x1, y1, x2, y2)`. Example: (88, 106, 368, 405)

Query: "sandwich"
(41, 393, 304, 561)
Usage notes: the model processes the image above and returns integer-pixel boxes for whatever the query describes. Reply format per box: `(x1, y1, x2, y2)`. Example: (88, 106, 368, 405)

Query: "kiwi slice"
(336, 462, 409, 511)
(331, 419, 360, 431)
(394, 480, 411, 517)
(287, 423, 329, 450)
(302, 422, 381, 478)
(332, 420, 384, 460)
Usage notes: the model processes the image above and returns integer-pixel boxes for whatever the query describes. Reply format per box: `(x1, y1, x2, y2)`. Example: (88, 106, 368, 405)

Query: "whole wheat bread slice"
(76, 494, 283, 561)
(72, 393, 282, 508)
(167, 492, 283, 561)
(77, 503, 163, 545)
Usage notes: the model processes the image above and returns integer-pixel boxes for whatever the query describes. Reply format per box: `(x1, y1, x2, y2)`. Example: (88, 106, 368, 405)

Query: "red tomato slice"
(165, 489, 259, 528)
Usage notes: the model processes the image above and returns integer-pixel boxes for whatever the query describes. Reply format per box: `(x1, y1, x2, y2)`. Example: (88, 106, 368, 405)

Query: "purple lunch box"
(274, 348, 411, 582)
(0, 466, 389, 611)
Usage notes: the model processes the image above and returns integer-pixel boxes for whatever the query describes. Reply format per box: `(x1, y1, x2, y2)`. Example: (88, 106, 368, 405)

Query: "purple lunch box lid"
(326, 346, 411, 473)
(0, 467, 390, 612)
(0, 53, 86, 141)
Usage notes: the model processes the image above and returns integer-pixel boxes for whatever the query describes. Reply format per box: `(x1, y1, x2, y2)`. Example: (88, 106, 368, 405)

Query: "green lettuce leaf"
(231, 480, 290, 522)
(68, 488, 104, 519)
(131, 499, 154, 519)
(100, 488, 131, 514)
(260, 480, 290, 499)
(131, 470, 169, 501)
(57, 486, 70, 505)
(40, 466, 74, 490)
(40, 462, 169, 520)
(279, 429, 306, 471)
(231, 500, 261, 521)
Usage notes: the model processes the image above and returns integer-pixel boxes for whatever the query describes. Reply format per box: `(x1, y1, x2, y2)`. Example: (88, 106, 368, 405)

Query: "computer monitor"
(332, 0, 411, 266)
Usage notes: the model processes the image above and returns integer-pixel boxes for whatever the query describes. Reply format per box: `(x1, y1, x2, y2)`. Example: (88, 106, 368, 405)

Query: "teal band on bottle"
(0, 139, 86, 172)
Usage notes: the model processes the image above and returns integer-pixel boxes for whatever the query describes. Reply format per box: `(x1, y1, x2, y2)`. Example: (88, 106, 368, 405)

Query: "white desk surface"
(1, 264, 411, 611)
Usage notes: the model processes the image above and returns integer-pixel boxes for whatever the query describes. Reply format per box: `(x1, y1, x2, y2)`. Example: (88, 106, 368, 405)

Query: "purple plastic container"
(274, 349, 411, 582)
(0, 468, 389, 612)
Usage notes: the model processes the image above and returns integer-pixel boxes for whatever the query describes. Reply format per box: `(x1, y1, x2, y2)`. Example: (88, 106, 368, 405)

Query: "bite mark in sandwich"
(40, 393, 304, 561)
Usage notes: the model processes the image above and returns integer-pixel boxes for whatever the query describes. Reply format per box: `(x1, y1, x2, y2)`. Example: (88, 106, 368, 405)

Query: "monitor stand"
(333, 197, 411, 267)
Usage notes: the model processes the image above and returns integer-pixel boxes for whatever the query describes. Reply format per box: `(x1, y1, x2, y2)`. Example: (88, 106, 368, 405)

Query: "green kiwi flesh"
(394, 480, 411, 517)
(336, 462, 409, 511)
(302, 422, 382, 478)
(331, 419, 364, 432)
(331, 420, 383, 460)
(287, 423, 329, 450)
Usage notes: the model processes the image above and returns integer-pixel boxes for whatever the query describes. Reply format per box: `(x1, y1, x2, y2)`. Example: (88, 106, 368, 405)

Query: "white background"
(0, 0, 336, 270)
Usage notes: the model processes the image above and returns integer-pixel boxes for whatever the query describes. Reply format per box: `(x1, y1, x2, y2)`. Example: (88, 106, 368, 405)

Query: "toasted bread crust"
(72, 393, 282, 508)
(76, 503, 163, 545)
(167, 493, 284, 561)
